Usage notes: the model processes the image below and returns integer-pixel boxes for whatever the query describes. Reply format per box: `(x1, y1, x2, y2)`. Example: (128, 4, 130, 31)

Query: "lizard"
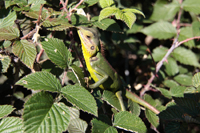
(77, 26, 126, 111)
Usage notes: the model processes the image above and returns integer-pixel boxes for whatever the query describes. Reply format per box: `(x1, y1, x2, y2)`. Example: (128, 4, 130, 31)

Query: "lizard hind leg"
(115, 91, 126, 111)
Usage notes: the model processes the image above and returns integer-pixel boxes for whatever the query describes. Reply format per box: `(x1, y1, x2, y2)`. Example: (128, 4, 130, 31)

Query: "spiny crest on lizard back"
(78, 27, 100, 57)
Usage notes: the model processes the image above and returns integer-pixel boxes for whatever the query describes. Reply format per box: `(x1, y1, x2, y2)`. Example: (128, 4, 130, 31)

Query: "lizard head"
(77, 27, 99, 57)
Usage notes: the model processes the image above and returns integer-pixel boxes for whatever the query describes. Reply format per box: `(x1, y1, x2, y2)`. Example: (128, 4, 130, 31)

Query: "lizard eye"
(91, 46, 94, 50)
(86, 35, 91, 39)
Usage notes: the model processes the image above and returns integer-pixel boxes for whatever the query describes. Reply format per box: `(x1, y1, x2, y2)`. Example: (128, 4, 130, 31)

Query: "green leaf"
(61, 85, 98, 116)
(99, 7, 119, 21)
(141, 21, 176, 39)
(192, 72, 200, 88)
(84, 0, 99, 7)
(41, 37, 72, 68)
(183, 0, 200, 14)
(69, 107, 80, 119)
(0, 11, 17, 28)
(115, 11, 136, 29)
(184, 86, 196, 93)
(172, 47, 200, 67)
(151, 46, 168, 62)
(174, 74, 192, 86)
(68, 64, 85, 87)
(12, 40, 36, 68)
(145, 109, 159, 128)
(104, 126, 118, 133)
(102, 90, 121, 111)
(0, 117, 23, 133)
(122, 8, 145, 18)
(5, 0, 27, 9)
(0, 40, 12, 48)
(192, 21, 200, 37)
(23, 10, 48, 20)
(144, 94, 162, 110)
(170, 86, 186, 97)
(155, 87, 172, 99)
(68, 118, 88, 133)
(150, 0, 180, 21)
(43, 19, 73, 31)
(0, 105, 15, 119)
(28, 0, 46, 11)
(99, 0, 115, 8)
(113, 111, 147, 133)
(0, 55, 11, 73)
(178, 27, 195, 48)
(0, 26, 19, 41)
(164, 57, 179, 76)
(127, 23, 143, 34)
(163, 79, 179, 88)
(23, 92, 70, 133)
(128, 99, 141, 116)
(71, 14, 90, 26)
(91, 17, 122, 32)
(91, 118, 110, 133)
(16, 71, 62, 92)
(178, 66, 188, 74)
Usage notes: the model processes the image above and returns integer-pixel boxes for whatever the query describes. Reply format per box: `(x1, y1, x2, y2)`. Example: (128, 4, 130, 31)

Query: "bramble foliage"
(0, 0, 200, 133)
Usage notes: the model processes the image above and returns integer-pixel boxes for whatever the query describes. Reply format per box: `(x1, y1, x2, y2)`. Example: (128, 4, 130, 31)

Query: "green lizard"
(77, 27, 126, 111)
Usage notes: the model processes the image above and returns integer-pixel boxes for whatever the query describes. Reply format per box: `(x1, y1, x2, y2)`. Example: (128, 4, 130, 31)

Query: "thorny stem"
(140, 0, 198, 97)
(140, 36, 200, 97)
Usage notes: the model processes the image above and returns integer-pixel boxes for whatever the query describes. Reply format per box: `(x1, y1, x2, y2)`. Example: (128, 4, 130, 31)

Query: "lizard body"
(77, 27, 125, 111)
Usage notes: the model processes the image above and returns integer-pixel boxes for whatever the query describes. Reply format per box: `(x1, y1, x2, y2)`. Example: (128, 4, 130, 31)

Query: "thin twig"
(20, 29, 37, 40)
(60, 0, 68, 13)
(177, 36, 200, 47)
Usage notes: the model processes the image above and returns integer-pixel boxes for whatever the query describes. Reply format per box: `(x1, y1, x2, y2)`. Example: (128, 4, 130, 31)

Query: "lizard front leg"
(89, 66, 108, 89)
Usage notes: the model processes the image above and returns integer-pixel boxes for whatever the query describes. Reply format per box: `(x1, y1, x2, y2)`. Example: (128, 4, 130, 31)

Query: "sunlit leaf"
(99, 0, 115, 8)
(0, 55, 11, 73)
(0, 11, 17, 28)
(23, 92, 70, 133)
(41, 37, 72, 68)
(0, 26, 19, 41)
(61, 85, 98, 116)
(16, 71, 62, 92)
(113, 111, 147, 133)
(0, 105, 15, 119)
(0, 117, 23, 133)
(12, 40, 36, 68)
